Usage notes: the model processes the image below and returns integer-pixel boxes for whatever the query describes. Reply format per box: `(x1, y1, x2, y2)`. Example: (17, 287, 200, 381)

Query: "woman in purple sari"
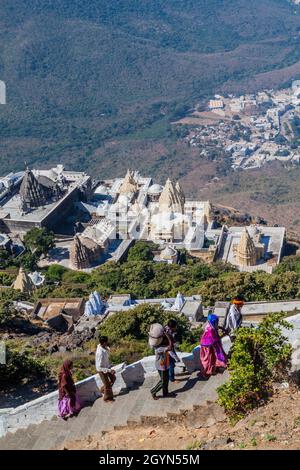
(200, 313, 227, 378)
(58, 360, 82, 419)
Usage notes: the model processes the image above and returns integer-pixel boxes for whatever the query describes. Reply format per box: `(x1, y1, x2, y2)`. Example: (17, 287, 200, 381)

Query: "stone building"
(158, 178, 184, 214)
(235, 227, 259, 266)
(69, 234, 102, 270)
(0, 165, 92, 234)
(216, 224, 286, 273)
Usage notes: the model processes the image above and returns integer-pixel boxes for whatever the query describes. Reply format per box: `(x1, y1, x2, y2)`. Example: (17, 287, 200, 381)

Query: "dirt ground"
(63, 386, 300, 451)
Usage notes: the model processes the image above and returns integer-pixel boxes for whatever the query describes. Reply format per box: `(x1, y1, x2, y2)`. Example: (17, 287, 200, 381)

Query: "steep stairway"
(0, 371, 228, 450)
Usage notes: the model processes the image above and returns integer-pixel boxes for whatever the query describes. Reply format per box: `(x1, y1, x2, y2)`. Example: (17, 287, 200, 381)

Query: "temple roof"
(70, 234, 101, 269)
(13, 267, 35, 294)
(158, 178, 184, 213)
(237, 228, 257, 265)
(119, 169, 138, 195)
(19, 168, 48, 208)
(175, 181, 185, 203)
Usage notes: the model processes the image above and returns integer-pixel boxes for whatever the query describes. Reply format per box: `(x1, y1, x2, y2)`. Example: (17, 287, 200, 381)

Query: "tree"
(127, 241, 155, 262)
(0, 300, 15, 326)
(24, 228, 55, 257)
(45, 264, 68, 283)
(0, 346, 48, 389)
(21, 252, 39, 272)
(217, 313, 292, 418)
(99, 304, 190, 345)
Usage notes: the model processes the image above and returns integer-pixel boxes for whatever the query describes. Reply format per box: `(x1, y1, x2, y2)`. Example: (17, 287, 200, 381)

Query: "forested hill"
(0, 0, 300, 176)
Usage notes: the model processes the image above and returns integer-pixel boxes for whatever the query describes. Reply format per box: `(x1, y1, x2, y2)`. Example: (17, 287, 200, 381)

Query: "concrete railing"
(214, 300, 300, 318)
(2, 312, 300, 438)
(0, 352, 189, 438)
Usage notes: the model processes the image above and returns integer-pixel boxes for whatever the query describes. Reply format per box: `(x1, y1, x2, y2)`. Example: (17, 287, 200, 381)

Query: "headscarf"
(208, 313, 219, 330)
(58, 359, 76, 400)
(200, 313, 220, 347)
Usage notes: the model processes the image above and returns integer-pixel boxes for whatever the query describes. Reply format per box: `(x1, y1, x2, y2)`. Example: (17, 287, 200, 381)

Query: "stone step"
(0, 370, 229, 450)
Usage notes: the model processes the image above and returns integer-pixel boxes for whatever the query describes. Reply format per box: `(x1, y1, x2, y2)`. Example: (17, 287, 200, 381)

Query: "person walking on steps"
(164, 319, 180, 383)
(224, 295, 245, 342)
(96, 335, 116, 403)
(150, 334, 176, 400)
(200, 313, 227, 379)
(58, 359, 82, 419)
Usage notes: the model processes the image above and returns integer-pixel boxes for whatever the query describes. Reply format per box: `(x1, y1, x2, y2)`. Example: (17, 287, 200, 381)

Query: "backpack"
(148, 323, 165, 348)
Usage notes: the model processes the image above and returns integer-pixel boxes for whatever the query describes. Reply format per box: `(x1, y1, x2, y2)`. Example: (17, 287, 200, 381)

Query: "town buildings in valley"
(179, 81, 300, 170)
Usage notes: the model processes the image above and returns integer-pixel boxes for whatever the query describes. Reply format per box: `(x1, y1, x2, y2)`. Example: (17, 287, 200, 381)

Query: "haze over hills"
(0, 0, 300, 187)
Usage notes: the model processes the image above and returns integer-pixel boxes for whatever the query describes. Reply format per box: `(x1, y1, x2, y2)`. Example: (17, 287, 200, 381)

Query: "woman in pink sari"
(200, 313, 227, 378)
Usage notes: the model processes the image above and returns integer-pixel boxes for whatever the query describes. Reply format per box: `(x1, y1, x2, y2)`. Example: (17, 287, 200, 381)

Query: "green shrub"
(24, 228, 55, 257)
(0, 347, 49, 389)
(217, 312, 292, 418)
(0, 272, 14, 286)
(0, 300, 16, 326)
(45, 264, 68, 283)
(98, 304, 194, 364)
(127, 241, 156, 262)
(62, 270, 91, 284)
(21, 252, 39, 272)
(99, 304, 190, 345)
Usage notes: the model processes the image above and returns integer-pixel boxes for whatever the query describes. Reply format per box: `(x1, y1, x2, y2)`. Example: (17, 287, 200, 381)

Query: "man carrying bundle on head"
(148, 323, 177, 400)
(164, 318, 180, 383)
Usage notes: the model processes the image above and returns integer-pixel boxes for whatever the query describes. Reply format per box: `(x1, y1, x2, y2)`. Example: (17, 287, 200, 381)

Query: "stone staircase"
(0, 370, 228, 450)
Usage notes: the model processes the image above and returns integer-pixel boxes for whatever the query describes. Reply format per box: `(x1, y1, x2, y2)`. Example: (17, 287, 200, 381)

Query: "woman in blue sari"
(200, 313, 227, 378)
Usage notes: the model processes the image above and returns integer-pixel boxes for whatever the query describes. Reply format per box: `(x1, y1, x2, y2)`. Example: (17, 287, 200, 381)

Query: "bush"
(127, 241, 156, 262)
(0, 300, 15, 326)
(21, 252, 39, 272)
(217, 313, 292, 418)
(198, 271, 300, 305)
(101, 303, 190, 342)
(45, 264, 68, 283)
(0, 272, 14, 286)
(24, 228, 55, 257)
(274, 256, 300, 275)
(0, 347, 49, 389)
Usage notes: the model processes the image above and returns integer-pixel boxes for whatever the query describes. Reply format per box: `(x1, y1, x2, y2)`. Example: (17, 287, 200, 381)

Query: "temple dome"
(148, 184, 163, 195)
(160, 245, 178, 260)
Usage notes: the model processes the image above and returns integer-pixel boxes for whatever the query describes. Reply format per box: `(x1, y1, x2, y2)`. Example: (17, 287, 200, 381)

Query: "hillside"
(63, 386, 300, 450)
(0, 0, 300, 178)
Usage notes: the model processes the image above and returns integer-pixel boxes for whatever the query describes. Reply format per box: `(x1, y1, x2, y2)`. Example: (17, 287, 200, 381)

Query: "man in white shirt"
(95, 336, 116, 402)
(225, 296, 245, 340)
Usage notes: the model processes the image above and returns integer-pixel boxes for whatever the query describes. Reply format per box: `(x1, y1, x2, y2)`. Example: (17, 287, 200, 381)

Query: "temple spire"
(119, 169, 138, 195)
(19, 167, 48, 209)
(236, 228, 257, 266)
(159, 178, 184, 213)
(13, 267, 35, 294)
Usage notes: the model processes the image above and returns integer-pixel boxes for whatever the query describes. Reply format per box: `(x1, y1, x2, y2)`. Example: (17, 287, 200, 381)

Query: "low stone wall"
(214, 300, 300, 318)
(2, 314, 300, 438)
(0, 362, 124, 437)
(0, 353, 189, 437)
